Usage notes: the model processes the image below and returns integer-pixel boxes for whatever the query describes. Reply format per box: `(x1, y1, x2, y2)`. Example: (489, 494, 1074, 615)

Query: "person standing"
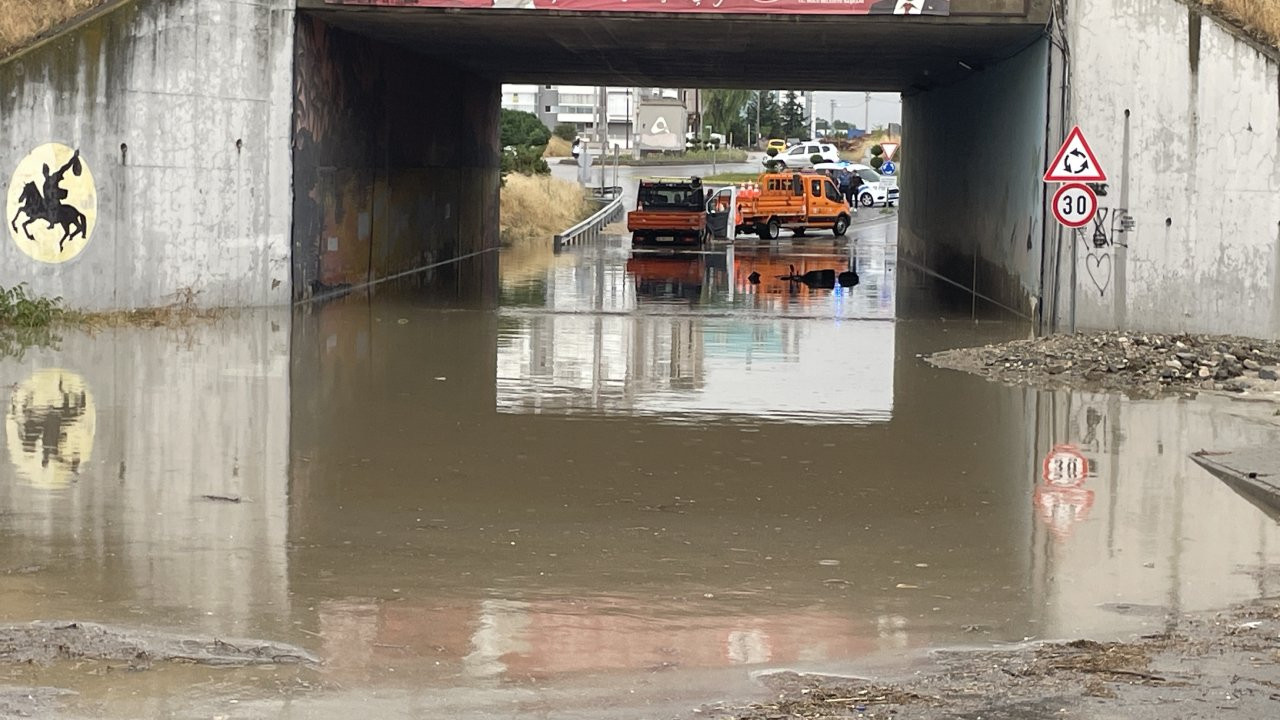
(847, 170, 865, 213)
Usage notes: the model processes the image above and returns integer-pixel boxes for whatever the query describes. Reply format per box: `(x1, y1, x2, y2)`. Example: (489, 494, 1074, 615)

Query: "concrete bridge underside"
(299, 0, 1047, 91)
(295, 0, 1054, 316)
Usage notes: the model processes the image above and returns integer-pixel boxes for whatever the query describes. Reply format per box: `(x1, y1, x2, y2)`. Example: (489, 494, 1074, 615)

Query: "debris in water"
(200, 494, 241, 503)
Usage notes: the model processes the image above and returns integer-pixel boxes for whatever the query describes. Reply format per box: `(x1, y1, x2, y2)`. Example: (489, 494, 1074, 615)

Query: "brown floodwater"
(3, 221, 1280, 718)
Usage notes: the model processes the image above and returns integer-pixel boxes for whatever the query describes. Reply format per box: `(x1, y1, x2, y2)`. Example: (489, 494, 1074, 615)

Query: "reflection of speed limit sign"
(1052, 183, 1097, 228)
(1042, 444, 1088, 488)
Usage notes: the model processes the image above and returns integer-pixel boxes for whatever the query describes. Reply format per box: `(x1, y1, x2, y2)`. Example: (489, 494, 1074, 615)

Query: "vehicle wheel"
(792, 227, 806, 237)
(764, 218, 781, 240)
(776, 161, 787, 171)
(860, 194, 874, 208)
(832, 215, 849, 237)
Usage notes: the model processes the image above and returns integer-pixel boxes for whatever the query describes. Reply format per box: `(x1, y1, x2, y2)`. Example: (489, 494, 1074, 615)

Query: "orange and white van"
(734, 172, 852, 239)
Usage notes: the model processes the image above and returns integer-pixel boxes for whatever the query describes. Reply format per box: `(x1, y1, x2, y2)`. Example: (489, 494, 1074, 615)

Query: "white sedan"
(764, 142, 841, 170)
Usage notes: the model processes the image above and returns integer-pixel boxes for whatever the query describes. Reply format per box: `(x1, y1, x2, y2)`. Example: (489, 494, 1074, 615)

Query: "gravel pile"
(928, 332, 1280, 398)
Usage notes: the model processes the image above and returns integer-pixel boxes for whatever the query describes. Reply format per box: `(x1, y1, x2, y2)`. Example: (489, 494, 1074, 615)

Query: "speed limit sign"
(1052, 183, 1098, 228)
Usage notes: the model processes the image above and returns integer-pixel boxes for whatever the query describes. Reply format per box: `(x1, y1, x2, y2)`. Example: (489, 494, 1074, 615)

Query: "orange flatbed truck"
(735, 172, 852, 240)
(627, 177, 710, 247)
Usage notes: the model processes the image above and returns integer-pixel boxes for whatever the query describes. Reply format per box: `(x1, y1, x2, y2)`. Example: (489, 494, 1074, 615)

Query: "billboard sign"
(326, 0, 951, 16)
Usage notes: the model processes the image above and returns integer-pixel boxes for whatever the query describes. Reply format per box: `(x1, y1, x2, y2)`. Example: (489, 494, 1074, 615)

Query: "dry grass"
(75, 304, 229, 329)
(499, 173, 591, 244)
(543, 136, 572, 158)
(1199, 0, 1280, 48)
(0, 0, 105, 58)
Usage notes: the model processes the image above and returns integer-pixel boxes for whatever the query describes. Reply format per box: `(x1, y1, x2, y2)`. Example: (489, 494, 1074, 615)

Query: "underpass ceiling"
(301, 7, 1046, 92)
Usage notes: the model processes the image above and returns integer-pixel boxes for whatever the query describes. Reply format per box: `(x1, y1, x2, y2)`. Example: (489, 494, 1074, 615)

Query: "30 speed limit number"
(1052, 183, 1098, 228)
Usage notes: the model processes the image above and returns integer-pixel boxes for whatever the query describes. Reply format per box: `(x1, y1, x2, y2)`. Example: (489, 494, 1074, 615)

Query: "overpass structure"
(1, 0, 1278, 337)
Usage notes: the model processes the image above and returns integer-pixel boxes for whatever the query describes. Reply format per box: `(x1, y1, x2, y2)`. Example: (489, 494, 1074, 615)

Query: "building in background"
(502, 85, 694, 152)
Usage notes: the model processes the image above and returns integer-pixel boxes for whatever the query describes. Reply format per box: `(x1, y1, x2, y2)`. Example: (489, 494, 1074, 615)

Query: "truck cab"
(627, 177, 709, 247)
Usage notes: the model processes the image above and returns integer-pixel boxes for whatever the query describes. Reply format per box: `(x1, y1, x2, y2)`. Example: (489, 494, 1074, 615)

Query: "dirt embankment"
(0, 0, 106, 58)
(710, 596, 1280, 720)
(928, 331, 1280, 399)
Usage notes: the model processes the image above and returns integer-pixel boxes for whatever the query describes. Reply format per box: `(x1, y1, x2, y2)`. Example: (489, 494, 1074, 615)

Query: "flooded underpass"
(3, 220, 1280, 718)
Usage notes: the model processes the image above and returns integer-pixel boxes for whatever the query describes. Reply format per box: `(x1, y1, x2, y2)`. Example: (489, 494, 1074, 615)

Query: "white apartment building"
(501, 84, 688, 151)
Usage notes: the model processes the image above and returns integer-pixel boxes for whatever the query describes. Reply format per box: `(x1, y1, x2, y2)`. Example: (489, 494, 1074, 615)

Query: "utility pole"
(864, 91, 871, 133)
(806, 91, 815, 140)
(829, 99, 836, 136)
(755, 91, 761, 146)
(597, 85, 608, 148)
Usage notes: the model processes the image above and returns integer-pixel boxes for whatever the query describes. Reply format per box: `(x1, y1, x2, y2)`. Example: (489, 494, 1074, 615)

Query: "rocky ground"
(707, 596, 1280, 720)
(0, 621, 319, 668)
(928, 331, 1280, 399)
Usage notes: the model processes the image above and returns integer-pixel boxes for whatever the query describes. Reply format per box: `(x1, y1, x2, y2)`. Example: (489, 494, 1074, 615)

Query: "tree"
(746, 90, 783, 141)
(702, 89, 752, 146)
(500, 109, 551, 176)
(779, 91, 807, 140)
(500, 109, 551, 148)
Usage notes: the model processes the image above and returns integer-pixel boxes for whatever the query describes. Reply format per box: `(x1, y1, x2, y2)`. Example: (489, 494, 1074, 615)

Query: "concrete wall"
(0, 312, 291, 638)
(291, 15, 501, 302)
(900, 38, 1050, 319)
(1064, 1, 1280, 338)
(0, 0, 294, 310)
(1028, 391, 1280, 636)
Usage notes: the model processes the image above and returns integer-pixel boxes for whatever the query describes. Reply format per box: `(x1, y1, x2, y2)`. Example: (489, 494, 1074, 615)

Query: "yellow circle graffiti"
(6, 143, 97, 263)
(5, 368, 95, 489)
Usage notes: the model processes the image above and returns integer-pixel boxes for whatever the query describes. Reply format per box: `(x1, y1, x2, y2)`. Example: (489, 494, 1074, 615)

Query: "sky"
(809, 91, 902, 130)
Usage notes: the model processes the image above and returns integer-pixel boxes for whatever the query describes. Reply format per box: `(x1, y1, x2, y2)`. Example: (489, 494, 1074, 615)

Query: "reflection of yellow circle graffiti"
(6, 143, 97, 263)
(5, 369, 95, 489)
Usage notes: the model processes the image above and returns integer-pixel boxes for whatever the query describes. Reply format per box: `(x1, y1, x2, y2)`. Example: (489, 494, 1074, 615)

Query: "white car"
(765, 142, 840, 170)
(852, 165, 900, 207)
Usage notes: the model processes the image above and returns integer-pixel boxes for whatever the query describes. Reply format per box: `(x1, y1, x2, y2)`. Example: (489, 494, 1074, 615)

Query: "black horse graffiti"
(9, 150, 87, 253)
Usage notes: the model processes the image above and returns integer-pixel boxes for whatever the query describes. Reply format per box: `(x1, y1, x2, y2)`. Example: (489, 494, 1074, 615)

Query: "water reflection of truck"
(626, 253, 706, 301)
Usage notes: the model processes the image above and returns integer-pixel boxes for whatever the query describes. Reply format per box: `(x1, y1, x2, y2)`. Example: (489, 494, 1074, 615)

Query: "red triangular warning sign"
(1043, 126, 1107, 183)
(880, 142, 898, 161)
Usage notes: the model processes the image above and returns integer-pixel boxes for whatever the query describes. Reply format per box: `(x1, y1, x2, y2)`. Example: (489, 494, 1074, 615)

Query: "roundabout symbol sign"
(1051, 183, 1097, 229)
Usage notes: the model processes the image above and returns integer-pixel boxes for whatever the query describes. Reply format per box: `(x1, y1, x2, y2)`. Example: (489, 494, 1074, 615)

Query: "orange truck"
(627, 177, 709, 246)
(734, 172, 852, 239)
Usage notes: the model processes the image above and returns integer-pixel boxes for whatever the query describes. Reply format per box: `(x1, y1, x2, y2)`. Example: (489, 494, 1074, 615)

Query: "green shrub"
(0, 284, 65, 328)
(500, 109, 551, 148)
(502, 145, 550, 177)
(870, 156, 884, 170)
(553, 123, 577, 141)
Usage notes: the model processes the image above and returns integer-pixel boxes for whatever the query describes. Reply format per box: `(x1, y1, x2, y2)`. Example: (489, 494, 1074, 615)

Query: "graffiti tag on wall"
(1077, 201, 1134, 297)
(6, 144, 97, 263)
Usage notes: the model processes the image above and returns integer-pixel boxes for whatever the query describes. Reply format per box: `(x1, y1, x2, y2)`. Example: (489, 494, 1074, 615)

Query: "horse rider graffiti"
(7, 143, 97, 263)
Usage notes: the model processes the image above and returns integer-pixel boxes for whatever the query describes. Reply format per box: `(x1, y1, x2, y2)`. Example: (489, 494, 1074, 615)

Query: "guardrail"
(554, 195, 625, 252)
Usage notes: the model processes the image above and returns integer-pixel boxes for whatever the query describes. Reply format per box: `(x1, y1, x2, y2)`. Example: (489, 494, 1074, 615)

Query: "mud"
(928, 331, 1280, 399)
(0, 621, 319, 668)
(711, 596, 1280, 719)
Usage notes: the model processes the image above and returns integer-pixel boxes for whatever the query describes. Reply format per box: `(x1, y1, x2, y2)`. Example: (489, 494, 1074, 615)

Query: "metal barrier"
(554, 195, 625, 252)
